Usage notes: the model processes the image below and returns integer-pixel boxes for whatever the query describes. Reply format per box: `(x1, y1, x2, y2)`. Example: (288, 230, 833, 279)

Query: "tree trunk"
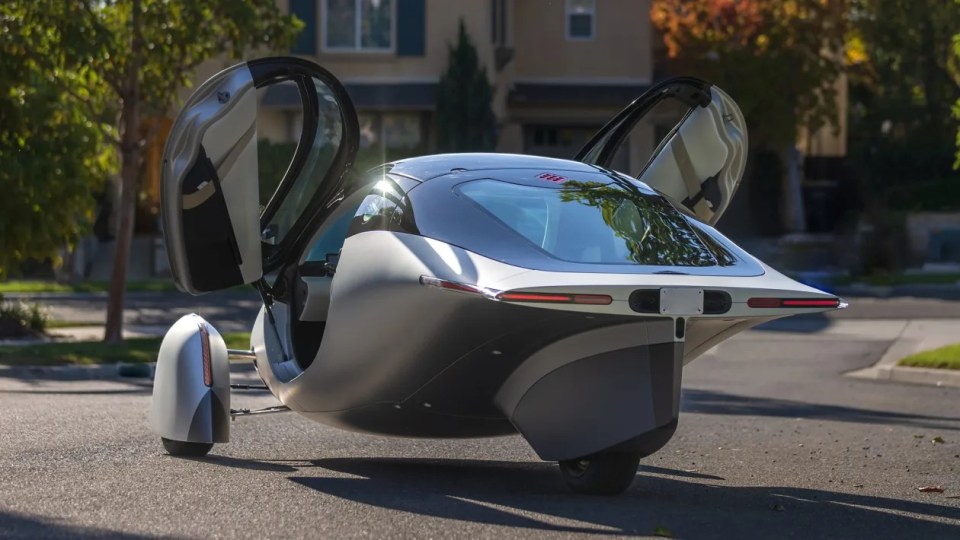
(780, 145, 807, 233)
(103, 140, 140, 344)
(103, 0, 141, 344)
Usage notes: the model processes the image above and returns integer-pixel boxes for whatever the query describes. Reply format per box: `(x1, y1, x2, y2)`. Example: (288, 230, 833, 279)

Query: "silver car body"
(152, 58, 842, 463)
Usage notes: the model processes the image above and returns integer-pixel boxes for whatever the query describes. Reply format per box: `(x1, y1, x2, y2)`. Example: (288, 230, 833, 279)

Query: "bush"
(0, 294, 48, 339)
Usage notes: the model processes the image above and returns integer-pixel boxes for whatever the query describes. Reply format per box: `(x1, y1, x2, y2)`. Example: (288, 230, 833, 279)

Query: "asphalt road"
(1, 303, 959, 539)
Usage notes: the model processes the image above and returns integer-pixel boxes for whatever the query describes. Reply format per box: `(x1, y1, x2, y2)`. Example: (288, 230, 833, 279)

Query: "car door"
(575, 77, 747, 226)
(161, 57, 359, 295)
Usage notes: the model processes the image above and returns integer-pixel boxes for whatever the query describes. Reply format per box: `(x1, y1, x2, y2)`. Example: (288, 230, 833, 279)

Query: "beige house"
(139, 0, 847, 233)
(260, 0, 657, 169)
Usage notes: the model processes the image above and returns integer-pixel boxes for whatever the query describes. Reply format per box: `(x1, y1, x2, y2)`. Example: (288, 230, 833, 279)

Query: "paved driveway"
(1, 311, 958, 538)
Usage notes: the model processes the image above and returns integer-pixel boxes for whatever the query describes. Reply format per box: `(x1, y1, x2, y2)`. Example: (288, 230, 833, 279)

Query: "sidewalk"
(5, 316, 959, 387)
(845, 319, 960, 387)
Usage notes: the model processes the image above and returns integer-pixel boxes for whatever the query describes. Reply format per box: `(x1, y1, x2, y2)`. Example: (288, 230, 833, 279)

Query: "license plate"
(659, 288, 704, 315)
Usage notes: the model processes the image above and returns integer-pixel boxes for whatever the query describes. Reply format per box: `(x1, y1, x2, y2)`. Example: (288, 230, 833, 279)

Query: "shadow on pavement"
(0, 386, 152, 396)
(0, 510, 153, 539)
(189, 454, 300, 473)
(293, 457, 960, 538)
(638, 464, 725, 481)
(754, 312, 832, 333)
(682, 388, 960, 430)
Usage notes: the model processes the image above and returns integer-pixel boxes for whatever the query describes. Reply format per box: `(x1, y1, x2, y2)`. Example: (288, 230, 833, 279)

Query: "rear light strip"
(498, 291, 613, 305)
(747, 297, 840, 309)
(419, 275, 481, 294)
(419, 276, 612, 305)
(198, 322, 213, 387)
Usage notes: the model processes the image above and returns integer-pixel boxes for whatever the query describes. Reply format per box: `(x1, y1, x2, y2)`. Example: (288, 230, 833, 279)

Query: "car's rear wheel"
(161, 437, 213, 458)
(559, 450, 641, 495)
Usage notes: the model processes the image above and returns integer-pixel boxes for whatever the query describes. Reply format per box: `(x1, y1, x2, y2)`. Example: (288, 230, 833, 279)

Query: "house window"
(324, 0, 394, 51)
(358, 112, 423, 150)
(566, 0, 595, 41)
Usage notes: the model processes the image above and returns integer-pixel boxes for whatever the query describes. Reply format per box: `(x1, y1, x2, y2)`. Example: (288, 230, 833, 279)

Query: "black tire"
(161, 437, 213, 458)
(559, 451, 641, 495)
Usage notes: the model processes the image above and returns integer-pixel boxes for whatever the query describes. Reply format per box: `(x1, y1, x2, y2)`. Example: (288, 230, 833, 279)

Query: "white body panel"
(151, 314, 231, 444)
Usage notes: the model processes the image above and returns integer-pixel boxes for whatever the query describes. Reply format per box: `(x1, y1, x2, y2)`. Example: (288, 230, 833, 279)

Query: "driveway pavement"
(1, 297, 958, 538)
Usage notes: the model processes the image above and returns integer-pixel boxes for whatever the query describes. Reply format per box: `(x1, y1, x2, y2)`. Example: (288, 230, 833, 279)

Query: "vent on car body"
(629, 289, 731, 315)
(703, 290, 732, 314)
(629, 289, 659, 313)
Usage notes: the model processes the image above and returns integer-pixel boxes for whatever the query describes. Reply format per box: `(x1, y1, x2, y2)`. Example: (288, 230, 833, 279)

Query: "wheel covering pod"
(151, 314, 231, 444)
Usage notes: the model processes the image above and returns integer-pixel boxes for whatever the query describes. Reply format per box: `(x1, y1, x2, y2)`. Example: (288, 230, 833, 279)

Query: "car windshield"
(458, 178, 730, 266)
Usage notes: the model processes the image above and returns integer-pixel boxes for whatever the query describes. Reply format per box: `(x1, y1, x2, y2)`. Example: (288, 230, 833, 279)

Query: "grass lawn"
(45, 320, 108, 329)
(0, 279, 178, 294)
(898, 343, 960, 371)
(0, 332, 251, 366)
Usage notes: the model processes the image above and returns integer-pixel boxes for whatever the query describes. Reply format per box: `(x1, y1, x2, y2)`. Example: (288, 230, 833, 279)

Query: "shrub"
(0, 294, 48, 338)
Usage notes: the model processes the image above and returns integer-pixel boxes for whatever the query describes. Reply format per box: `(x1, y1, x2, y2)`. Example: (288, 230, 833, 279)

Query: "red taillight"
(419, 277, 613, 306)
(572, 294, 615, 305)
(747, 297, 782, 308)
(198, 322, 212, 387)
(748, 297, 840, 309)
(419, 276, 480, 295)
(497, 291, 613, 305)
(781, 298, 841, 308)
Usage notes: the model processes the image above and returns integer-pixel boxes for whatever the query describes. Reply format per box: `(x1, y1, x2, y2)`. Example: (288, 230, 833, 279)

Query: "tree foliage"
(0, 12, 112, 277)
(847, 0, 960, 202)
(2, 0, 301, 341)
(437, 20, 496, 153)
(651, 0, 848, 147)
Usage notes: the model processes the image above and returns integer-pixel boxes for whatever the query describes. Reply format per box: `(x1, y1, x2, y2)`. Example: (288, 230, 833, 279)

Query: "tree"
(436, 20, 496, 153)
(842, 0, 960, 272)
(651, 0, 848, 232)
(956, 29, 960, 168)
(4, 1, 301, 342)
(849, 0, 960, 190)
(0, 27, 111, 277)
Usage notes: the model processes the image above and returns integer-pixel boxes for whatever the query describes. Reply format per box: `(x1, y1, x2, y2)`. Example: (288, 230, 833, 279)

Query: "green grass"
(44, 320, 106, 329)
(0, 279, 178, 294)
(898, 343, 960, 371)
(0, 332, 251, 366)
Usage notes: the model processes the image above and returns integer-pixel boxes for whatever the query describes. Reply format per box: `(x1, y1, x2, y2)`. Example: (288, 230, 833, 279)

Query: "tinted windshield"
(459, 179, 725, 266)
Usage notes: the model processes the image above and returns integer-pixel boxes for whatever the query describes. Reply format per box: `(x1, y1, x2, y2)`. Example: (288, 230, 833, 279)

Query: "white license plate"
(659, 288, 704, 315)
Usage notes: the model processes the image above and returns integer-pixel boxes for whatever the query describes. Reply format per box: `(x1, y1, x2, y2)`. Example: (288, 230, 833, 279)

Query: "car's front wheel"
(559, 451, 641, 495)
(161, 437, 213, 458)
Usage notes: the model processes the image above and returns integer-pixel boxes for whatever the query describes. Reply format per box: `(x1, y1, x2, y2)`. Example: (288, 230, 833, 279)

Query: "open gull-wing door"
(575, 77, 747, 226)
(161, 57, 359, 294)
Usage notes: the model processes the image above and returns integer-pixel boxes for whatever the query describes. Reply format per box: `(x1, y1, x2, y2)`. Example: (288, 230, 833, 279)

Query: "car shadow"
(681, 388, 960, 430)
(171, 454, 301, 473)
(0, 385, 152, 396)
(292, 457, 960, 538)
(754, 312, 833, 333)
(0, 510, 154, 539)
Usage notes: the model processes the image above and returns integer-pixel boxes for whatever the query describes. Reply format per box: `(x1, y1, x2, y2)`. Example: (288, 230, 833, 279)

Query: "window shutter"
(396, 0, 426, 56)
(290, 0, 318, 55)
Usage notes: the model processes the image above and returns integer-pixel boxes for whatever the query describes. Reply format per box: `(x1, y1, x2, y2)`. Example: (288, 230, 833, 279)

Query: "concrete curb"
(0, 361, 256, 381)
(874, 365, 960, 388)
(845, 319, 960, 388)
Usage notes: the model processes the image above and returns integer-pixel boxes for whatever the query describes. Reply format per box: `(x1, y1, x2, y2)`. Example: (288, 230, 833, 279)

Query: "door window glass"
(256, 82, 301, 214)
(262, 78, 344, 245)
